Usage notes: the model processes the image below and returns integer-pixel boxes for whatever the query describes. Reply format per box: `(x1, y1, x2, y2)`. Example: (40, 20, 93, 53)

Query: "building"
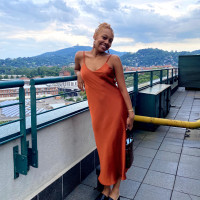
(57, 81, 79, 97)
(0, 85, 58, 99)
(59, 66, 71, 77)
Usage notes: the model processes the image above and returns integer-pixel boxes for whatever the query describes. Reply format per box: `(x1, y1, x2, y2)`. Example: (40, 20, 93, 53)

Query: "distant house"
(59, 66, 71, 76)
(59, 71, 71, 76)
(57, 81, 79, 97)
(19, 77, 30, 85)
(0, 85, 58, 99)
(124, 65, 174, 72)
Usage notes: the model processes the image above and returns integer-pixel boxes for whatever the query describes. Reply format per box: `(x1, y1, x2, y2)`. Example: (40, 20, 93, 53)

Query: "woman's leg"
(102, 185, 111, 196)
(109, 178, 121, 200)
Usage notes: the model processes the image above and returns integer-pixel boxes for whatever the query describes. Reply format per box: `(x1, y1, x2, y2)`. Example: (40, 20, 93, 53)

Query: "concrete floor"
(65, 88, 200, 200)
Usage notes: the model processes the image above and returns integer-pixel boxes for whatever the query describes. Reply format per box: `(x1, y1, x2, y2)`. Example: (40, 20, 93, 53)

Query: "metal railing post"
(19, 87, 27, 156)
(167, 69, 169, 84)
(133, 72, 138, 107)
(160, 70, 163, 84)
(150, 71, 153, 87)
(13, 84, 29, 179)
(171, 69, 174, 84)
(30, 80, 38, 168)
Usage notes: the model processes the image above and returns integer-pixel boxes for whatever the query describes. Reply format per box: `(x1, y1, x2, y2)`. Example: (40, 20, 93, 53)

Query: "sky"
(0, 0, 200, 59)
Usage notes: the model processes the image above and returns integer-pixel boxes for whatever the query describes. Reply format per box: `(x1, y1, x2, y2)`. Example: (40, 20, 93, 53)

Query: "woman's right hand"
(77, 71, 85, 91)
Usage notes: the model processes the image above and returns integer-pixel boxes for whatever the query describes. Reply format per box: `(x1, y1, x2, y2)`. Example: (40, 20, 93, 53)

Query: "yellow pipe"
(134, 115, 200, 129)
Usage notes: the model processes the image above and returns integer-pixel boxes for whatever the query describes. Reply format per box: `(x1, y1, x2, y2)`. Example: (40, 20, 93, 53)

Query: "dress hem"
(98, 175, 127, 186)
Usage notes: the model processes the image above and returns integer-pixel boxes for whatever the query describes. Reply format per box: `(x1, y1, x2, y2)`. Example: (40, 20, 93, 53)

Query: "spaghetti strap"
(106, 54, 112, 63)
(83, 51, 85, 64)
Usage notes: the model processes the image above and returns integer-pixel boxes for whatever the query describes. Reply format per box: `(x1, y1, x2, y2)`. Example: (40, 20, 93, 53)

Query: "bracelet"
(128, 109, 134, 112)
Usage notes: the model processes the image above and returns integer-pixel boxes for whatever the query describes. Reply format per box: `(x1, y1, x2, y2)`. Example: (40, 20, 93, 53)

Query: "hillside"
(0, 46, 199, 68)
(0, 46, 126, 68)
(120, 48, 200, 67)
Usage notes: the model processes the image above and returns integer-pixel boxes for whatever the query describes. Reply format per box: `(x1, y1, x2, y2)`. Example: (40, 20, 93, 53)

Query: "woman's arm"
(112, 55, 135, 130)
(74, 51, 85, 91)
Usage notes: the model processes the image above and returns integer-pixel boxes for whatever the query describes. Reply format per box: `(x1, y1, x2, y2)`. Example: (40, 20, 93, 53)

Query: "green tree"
(80, 91, 86, 96)
(58, 91, 65, 98)
(83, 95, 87, 100)
(66, 97, 75, 102)
(76, 97, 82, 102)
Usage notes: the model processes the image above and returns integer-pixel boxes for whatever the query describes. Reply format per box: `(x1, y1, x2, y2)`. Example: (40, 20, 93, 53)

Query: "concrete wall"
(0, 110, 95, 200)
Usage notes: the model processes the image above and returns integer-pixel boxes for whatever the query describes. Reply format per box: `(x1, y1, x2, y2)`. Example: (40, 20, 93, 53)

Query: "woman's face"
(94, 28, 114, 53)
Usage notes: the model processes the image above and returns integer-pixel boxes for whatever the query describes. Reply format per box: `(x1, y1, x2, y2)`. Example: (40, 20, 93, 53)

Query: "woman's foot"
(95, 185, 111, 200)
(102, 186, 111, 197)
(108, 188, 120, 200)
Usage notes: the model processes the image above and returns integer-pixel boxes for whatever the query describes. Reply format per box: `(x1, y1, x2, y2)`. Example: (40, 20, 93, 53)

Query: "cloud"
(112, 38, 200, 53)
(0, 0, 78, 29)
(0, 0, 199, 58)
(108, 2, 200, 44)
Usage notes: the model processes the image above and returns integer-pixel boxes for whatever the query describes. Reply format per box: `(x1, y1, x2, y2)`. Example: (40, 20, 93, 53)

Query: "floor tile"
(134, 147, 157, 158)
(138, 140, 161, 150)
(191, 106, 200, 112)
(159, 143, 182, 153)
(162, 138, 183, 146)
(171, 191, 200, 200)
(174, 116, 189, 121)
(143, 170, 175, 190)
(120, 179, 140, 199)
(150, 159, 178, 175)
(82, 170, 97, 188)
(179, 154, 200, 165)
(154, 150, 180, 162)
(184, 140, 200, 148)
(174, 176, 200, 197)
(166, 132, 185, 139)
(134, 184, 172, 200)
(143, 135, 164, 143)
(182, 147, 200, 157)
(133, 155, 153, 169)
(177, 163, 200, 180)
(133, 140, 141, 147)
(156, 126, 170, 133)
(64, 184, 99, 200)
(168, 127, 186, 134)
(126, 166, 147, 182)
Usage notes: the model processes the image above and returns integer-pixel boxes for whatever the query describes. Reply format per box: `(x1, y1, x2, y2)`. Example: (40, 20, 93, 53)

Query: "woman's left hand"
(126, 114, 134, 130)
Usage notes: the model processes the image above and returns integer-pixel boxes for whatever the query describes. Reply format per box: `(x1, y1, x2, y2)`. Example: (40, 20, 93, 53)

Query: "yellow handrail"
(134, 115, 200, 129)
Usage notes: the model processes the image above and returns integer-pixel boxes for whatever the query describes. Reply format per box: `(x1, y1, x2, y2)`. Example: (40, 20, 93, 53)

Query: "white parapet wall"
(0, 105, 96, 200)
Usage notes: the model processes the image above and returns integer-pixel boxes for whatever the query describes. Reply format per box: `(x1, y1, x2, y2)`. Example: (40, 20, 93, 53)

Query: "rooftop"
(64, 87, 200, 200)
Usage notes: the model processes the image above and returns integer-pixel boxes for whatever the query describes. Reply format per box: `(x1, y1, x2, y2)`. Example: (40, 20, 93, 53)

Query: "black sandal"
(95, 193, 109, 200)
(107, 196, 120, 200)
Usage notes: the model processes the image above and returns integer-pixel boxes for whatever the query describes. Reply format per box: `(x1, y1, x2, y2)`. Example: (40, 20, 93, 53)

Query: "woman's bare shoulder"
(110, 54, 121, 65)
(75, 51, 83, 60)
(111, 54, 120, 59)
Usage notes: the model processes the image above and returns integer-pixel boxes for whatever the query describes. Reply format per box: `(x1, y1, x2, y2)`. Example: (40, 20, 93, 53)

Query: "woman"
(74, 23, 134, 200)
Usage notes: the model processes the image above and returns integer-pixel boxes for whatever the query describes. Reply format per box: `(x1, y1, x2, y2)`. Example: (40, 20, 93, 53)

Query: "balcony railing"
(0, 67, 178, 178)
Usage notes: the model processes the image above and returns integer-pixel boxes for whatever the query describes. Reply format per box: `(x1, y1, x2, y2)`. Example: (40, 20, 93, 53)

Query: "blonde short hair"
(93, 22, 114, 39)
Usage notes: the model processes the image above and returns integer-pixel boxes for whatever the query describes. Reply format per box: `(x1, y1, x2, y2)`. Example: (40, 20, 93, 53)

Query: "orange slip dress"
(81, 51, 128, 185)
